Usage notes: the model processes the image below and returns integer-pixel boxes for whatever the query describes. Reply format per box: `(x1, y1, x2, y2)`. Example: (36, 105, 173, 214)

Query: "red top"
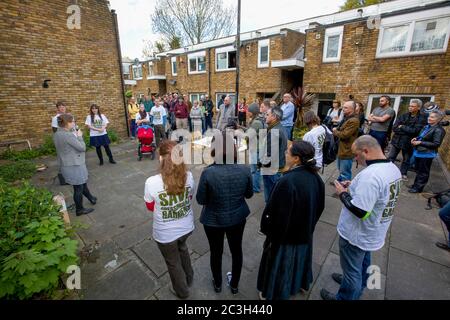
(238, 103, 248, 114)
(175, 103, 189, 119)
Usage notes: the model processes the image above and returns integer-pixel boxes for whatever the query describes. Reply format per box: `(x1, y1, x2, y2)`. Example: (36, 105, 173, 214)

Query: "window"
(323, 26, 344, 63)
(258, 39, 270, 68)
(216, 46, 237, 71)
(147, 62, 154, 78)
(122, 64, 130, 75)
(216, 93, 236, 108)
(171, 57, 177, 76)
(376, 9, 450, 58)
(366, 94, 434, 119)
(132, 65, 142, 79)
(189, 93, 206, 103)
(188, 51, 206, 74)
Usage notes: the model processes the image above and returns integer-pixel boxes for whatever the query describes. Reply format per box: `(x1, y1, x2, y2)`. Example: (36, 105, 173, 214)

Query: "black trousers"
(95, 145, 113, 163)
(388, 145, 412, 176)
(204, 220, 246, 289)
(412, 157, 434, 192)
(73, 183, 94, 212)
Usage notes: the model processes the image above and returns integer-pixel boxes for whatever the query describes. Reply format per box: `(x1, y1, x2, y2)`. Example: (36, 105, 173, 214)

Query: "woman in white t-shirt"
(85, 104, 116, 165)
(144, 140, 195, 299)
(303, 111, 330, 170)
(135, 104, 150, 126)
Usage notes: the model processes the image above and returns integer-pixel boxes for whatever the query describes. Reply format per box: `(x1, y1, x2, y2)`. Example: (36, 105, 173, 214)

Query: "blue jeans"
(283, 126, 292, 141)
(262, 172, 282, 203)
(130, 119, 137, 138)
(337, 236, 371, 300)
(251, 164, 261, 193)
(369, 129, 388, 150)
(439, 201, 450, 247)
(337, 158, 353, 182)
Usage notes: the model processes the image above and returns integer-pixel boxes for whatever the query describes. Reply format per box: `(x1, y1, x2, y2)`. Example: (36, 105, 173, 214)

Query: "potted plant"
(291, 87, 316, 141)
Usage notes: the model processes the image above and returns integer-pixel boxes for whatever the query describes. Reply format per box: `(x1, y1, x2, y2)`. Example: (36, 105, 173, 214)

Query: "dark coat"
(260, 166, 325, 246)
(415, 124, 446, 154)
(391, 112, 427, 149)
(196, 164, 253, 227)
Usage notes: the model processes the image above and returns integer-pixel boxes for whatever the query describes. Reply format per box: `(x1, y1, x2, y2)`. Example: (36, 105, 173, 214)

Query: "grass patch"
(0, 161, 37, 183)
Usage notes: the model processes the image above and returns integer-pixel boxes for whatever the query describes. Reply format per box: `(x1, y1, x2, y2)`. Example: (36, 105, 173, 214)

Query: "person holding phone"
(54, 114, 97, 216)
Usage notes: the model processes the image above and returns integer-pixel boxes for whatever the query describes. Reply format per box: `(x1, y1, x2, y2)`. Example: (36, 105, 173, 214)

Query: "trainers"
(331, 273, 343, 285)
(320, 288, 337, 301)
(401, 175, 408, 181)
(226, 272, 238, 295)
(257, 230, 265, 236)
(258, 291, 266, 300)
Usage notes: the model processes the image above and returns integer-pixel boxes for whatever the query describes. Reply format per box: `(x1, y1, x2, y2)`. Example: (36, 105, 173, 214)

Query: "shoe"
(258, 292, 266, 300)
(435, 242, 450, 252)
(169, 286, 189, 299)
(331, 273, 343, 285)
(212, 279, 222, 293)
(257, 230, 265, 236)
(407, 184, 414, 189)
(320, 288, 337, 301)
(76, 208, 94, 216)
(99, 160, 104, 166)
(401, 175, 408, 181)
(226, 272, 238, 294)
(109, 159, 117, 164)
(408, 188, 420, 194)
(89, 196, 97, 205)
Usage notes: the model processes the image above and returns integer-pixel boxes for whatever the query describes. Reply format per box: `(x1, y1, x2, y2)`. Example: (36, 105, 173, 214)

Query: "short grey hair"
(410, 99, 423, 108)
(270, 106, 283, 121)
(430, 110, 445, 121)
(353, 135, 381, 151)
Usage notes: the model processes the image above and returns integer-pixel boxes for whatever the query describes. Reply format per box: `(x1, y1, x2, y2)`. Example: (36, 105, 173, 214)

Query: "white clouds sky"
(110, 0, 342, 59)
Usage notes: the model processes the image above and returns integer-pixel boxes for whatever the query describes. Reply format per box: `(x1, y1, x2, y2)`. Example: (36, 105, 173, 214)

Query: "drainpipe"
(208, 48, 211, 97)
(111, 9, 130, 137)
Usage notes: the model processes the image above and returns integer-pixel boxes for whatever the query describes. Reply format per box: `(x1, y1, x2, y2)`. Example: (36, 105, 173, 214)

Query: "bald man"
(321, 135, 401, 301)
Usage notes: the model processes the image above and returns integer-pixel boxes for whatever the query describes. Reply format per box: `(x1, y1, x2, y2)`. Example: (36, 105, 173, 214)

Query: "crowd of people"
(50, 92, 449, 301)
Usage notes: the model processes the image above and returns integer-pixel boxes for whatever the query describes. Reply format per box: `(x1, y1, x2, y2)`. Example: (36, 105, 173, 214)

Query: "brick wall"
(132, 30, 306, 104)
(0, 0, 127, 147)
(303, 20, 450, 168)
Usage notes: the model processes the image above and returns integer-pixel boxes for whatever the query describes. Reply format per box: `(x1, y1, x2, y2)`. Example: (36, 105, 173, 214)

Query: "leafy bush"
(107, 128, 119, 143)
(125, 90, 133, 98)
(0, 136, 56, 161)
(0, 160, 37, 182)
(0, 181, 79, 299)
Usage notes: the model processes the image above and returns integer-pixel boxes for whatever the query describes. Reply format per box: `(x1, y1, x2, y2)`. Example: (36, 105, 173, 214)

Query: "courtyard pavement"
(31, 140, 450, 300)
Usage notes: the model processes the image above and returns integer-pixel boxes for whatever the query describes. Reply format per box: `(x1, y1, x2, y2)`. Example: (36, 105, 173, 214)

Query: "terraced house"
(127, 0, 450, 166)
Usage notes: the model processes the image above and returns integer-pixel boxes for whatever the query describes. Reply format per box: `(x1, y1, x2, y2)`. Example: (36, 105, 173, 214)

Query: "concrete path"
(32, 140, 450, 300)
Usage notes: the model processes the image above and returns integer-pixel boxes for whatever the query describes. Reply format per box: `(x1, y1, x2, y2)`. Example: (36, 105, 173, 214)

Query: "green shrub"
(107, 128, 119, 143)
(0, 135, 56, 161)
(0, 181, 79, 299)
(0, 160, 36, 182)
(125, 90, 133, 98)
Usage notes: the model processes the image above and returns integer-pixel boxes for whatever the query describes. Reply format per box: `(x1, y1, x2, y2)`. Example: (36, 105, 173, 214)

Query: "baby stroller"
(136, 124, 156, 161)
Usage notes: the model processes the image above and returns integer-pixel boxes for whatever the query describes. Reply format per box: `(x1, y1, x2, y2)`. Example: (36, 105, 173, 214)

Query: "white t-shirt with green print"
(337, 161, 401, 251)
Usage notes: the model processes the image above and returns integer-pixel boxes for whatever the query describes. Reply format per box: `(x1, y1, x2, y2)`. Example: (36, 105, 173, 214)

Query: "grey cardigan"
(53, 128, 86, 166)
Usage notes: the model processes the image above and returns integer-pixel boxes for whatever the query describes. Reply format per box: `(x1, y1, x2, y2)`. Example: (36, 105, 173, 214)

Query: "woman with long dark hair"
(85, 104, 116, 165)
(54, 114, 97, 216)
(257, 140, 325, 300)
(144, 140, 195, 299)
(196, 131, 253, 295)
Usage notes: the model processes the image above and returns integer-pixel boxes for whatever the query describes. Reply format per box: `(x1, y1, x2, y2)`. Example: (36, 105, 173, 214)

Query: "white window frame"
(132, 65, 142, 80)
(215, 45, 237, 72)
(376, 8, 450, 58)
(188, 51, 206, 74)
(215, 93, 236, 109)
(147, 61, 154, 79)
(366, 94, 435, 119)
(322, 26, 344, 63)
(257, 39, 270, 68)
(189, 93, 206, 104)
(171, 56, 177, 76)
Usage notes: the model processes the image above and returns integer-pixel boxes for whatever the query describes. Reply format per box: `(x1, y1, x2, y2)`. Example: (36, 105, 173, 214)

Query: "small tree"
(291, 88, 316, 141)
(340, 0, 389, 11)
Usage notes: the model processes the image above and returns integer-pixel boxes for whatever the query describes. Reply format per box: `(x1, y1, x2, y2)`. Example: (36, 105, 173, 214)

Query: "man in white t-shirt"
(321, 135, 401, 301)
(150, 98, 168, 147)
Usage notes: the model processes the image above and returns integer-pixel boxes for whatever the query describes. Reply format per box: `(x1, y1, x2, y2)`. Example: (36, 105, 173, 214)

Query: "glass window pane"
(411, 18, 450, 52)
(172, 61, 177, 74)
(398, 96, 432, 115)
(326, 35, 340, 58)
(380, 25, 409, 53)
(217, 52, 227, 69)
(260, 46, 268, 63)
(189, 58, 197, 72)
(198, 56, 206, 71)
(228, 51, 236, 68)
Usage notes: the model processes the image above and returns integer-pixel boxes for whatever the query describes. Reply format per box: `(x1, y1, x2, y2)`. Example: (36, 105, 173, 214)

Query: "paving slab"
(312, 221, 337, 266)
(133, 239, 169, 278)
(319, 196, 342, 226)
(83, 260, 157, 300)
(386, 247, 450, 300)
(113, 220, 152, 249)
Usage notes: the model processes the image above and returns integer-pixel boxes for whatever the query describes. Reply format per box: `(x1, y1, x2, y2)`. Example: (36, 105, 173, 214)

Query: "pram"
(136, 124, 156, 161)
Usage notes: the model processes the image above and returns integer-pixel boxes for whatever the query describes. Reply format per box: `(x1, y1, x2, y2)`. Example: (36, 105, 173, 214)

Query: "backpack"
(321, 125, 337, 166)
(426, 189, 450, 210)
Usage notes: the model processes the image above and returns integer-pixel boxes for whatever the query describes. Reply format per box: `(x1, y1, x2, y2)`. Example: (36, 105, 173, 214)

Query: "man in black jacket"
(204, 94, 214, 130)
(388, 99, 427, 180)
